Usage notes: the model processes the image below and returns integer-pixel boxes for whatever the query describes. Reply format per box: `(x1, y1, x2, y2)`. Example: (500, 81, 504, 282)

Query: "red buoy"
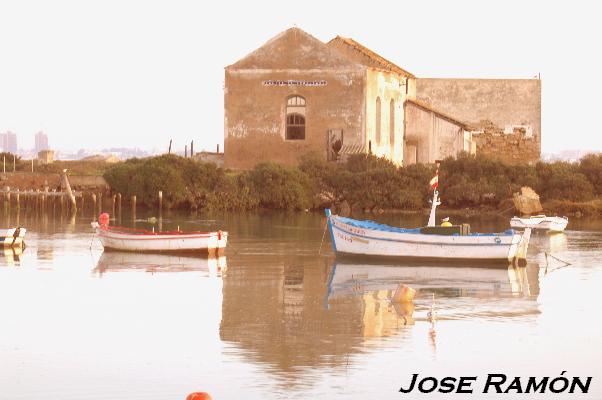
(99, 213, 110, 226)
(186, 393, 212, 400)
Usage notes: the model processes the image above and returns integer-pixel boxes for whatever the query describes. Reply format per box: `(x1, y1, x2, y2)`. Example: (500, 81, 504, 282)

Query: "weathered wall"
(224, 28, 367, 170)
(224, 70, 365, 169)
(416, 78, 541, 164)
(471, 123, 540, 165)
(364, 69, 406, 164)
(404, 102, 467, 164)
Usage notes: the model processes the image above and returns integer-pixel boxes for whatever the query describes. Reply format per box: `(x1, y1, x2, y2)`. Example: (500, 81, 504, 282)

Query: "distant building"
(35, 132, 49, 153)
(224, 27, 540, 169)
(0, 131, 18, 154)
(37, 149, 55, 164)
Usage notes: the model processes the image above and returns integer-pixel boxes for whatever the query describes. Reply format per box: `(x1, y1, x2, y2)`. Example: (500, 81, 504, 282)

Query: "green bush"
(102, 152, 602, 212)
(247, 162, 314, 210)
(579, 153, 602, 195)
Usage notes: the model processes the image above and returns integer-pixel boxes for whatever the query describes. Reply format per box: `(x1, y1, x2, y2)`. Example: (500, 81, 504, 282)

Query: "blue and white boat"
(325, 191, 531, 266)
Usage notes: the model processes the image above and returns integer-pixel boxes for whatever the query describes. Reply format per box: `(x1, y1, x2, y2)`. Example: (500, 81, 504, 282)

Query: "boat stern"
(510, 228, 531, 266)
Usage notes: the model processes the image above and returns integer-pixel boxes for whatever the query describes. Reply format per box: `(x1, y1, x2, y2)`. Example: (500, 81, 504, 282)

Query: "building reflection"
(220, 257, 542, 378)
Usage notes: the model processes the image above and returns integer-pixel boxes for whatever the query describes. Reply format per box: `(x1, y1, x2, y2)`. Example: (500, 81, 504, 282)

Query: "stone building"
(224, 28, 539, 169)
(416, 79, 541, 165)
(404, 99, 474, 165)
(224, 28, 414, 169)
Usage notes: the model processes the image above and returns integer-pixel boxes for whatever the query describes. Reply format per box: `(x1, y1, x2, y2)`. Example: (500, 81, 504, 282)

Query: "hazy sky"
(0, 0, 599, 154)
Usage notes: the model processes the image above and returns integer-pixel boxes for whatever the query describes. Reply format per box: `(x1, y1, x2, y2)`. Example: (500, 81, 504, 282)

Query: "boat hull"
(326, 211, 530, 265)
(510, 216, 568, 232)
(96, 228, 227, 254)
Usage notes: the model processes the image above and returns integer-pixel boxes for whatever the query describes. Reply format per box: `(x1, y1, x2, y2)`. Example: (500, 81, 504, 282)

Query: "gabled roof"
(405, 99, 469, 129)
(227, 27, 363, 71)
(327, 36, 415, 78)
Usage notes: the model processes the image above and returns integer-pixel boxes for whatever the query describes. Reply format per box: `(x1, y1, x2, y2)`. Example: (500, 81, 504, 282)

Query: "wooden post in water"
(42, 188, 47, 213)
(92, 193, 97, 218)
(4, 186, 9, 214)
(60, 170, 77, 214)
(52, 189, 56, 216)
(131, 195, 137, 221)
(117, 193, 122, 219)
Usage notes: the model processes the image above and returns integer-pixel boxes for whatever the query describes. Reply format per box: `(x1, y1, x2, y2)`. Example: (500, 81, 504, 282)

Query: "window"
(286, 114, 305, 140)
(375, 97, 381, 144)
(389, 99, 395, 147)
(286, 95, 306, 140)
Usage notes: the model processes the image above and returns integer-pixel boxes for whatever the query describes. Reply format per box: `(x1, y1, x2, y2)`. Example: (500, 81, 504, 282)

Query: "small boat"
(510, 215, 568, 232)
(326, 188, 531, 266)
(0, 227, 26, 248)
(91, 214, 227, 254)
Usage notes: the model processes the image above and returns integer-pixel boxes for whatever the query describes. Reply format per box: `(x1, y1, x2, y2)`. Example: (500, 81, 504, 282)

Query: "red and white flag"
(429, 174, 438, 190)
(430, 161, 440, 190)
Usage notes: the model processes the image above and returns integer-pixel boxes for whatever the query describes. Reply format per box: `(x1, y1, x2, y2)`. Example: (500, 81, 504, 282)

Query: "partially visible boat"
(92, 214, 227, 254)
(326, 191, 531, 266)
(0, 227, 26, 248)
(510, 215, 568, 232)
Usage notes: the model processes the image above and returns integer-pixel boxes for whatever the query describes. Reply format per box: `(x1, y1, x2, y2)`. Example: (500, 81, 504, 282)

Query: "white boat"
(92, 218, 227, 254)
(510, 215, 568, 232)
(326, 191, 531, 266)
(0, 227, 26, 248)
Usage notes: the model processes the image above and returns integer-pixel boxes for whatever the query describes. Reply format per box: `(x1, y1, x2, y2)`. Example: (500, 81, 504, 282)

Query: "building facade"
(224, 28, 540, 169)
(224, 28, 414, 169)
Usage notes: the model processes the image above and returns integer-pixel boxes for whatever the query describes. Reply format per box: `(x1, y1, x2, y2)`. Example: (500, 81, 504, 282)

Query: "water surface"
(1, 210, 600, 399)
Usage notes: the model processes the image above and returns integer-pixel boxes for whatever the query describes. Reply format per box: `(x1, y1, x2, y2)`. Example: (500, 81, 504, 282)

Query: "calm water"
(1, 209, 601, 399)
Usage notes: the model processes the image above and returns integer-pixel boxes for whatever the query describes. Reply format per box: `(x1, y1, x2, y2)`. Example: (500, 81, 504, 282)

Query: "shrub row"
(102, 152, 602, 211)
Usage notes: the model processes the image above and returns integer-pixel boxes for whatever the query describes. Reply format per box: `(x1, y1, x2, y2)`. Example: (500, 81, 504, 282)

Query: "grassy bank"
(101, 152, 602, 217)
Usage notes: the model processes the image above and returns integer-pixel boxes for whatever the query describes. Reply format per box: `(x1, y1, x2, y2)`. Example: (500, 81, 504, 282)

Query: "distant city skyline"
(1, 1, 601, 154)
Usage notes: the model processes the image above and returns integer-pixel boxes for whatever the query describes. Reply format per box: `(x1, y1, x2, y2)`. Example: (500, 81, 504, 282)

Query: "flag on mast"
(430, 161, 441, 190)
(429, 174, 438, 190)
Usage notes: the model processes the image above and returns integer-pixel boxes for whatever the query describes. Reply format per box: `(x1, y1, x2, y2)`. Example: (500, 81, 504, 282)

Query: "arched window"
(389, 99, 395, 147)
(375, 97, 381, 144)
(286, 95, 306, 140)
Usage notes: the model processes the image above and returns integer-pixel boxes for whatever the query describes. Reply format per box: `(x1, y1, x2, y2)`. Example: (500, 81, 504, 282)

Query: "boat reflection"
(220, 256, 541, 380)
(529, 231, 568, 255)
(0, 247, 23, 265)
(328, 262, 540, 301)
(93, 251, 227, 276)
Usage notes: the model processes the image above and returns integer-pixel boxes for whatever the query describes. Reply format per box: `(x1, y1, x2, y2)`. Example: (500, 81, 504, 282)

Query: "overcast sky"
(0, 0, 599, 154)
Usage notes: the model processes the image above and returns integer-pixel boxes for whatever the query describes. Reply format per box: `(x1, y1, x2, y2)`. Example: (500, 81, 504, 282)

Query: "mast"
(427, 160, 442, 227)
(427, 190, 441, 227)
